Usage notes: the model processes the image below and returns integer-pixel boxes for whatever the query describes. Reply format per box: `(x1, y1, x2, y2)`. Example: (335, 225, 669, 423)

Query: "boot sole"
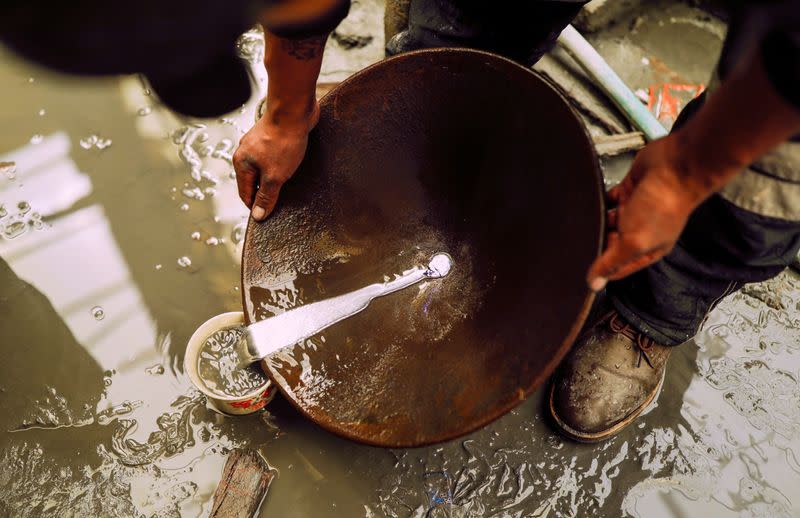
(548, 370, 665, 443)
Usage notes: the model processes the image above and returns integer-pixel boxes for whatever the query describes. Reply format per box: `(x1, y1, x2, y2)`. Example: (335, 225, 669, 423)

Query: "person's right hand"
(233, 100, 320, 221)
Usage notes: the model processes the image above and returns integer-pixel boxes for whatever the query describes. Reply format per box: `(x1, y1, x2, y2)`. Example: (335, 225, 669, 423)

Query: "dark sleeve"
(723, 0, 800, 109)
(762, 27, 800, 108)
(264, 0, 351, 38)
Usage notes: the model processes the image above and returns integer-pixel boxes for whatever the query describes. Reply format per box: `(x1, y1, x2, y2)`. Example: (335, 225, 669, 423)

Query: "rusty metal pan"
(242, 48, 604, 447)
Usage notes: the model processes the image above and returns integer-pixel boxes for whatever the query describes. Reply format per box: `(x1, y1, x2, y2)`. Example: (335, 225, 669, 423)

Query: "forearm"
(262, 30, 327, 126)
(672, 51, 800, 204)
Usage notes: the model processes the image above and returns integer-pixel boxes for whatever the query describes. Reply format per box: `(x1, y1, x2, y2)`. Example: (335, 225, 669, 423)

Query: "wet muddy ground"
(1, 1, 799, 516)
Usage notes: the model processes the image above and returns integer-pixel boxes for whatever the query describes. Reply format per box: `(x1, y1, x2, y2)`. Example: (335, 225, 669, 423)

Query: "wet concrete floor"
(1, 1, 799, 516)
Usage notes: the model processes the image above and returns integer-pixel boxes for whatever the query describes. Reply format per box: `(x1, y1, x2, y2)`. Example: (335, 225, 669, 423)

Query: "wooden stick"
(535, 54, 629, 135)
(594, 131, 646, 156)
(210, 449, 275, 518)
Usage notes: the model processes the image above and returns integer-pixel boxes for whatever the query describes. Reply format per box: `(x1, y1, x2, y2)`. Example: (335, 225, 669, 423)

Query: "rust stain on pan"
(241, 48, 605, 447)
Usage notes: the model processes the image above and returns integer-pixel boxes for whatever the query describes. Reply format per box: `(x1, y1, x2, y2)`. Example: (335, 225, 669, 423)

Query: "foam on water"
(197, 326, 269, 399)
(91, 306, 105, 321)
(79, 134, 112, 150)
(0, 393, 224, 518)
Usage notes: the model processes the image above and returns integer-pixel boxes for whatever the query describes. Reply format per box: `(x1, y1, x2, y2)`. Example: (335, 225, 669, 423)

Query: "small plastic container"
(185, 311, 276, 415)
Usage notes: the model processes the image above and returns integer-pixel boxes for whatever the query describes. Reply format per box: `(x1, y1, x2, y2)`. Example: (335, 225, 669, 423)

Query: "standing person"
(233, 0, 800, 442)
(0, 0, 352, 118)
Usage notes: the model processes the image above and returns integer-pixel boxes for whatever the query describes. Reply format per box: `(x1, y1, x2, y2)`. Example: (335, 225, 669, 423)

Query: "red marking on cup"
(229, 386, 275, 410)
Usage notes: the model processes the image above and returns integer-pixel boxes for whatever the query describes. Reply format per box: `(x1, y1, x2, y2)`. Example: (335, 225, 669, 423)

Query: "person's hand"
(233, 100, 320, 221)
(586, 134, 709, 292)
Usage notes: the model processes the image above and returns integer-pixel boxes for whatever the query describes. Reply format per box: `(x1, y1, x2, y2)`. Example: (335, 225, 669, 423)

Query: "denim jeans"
(385, 0, 587, 66)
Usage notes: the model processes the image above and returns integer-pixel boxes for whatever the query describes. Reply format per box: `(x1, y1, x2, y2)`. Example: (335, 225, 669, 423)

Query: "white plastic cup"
(185, 311, 276, 415)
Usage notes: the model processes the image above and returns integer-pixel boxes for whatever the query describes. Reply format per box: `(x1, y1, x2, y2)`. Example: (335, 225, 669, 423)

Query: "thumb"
(587, 235, 667, 292)
(586, 232, 627, 292)
(251, 178, 283, 221)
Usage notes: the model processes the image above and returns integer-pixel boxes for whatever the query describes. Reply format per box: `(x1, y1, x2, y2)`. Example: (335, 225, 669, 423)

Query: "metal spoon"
(239, 253, 453, 366)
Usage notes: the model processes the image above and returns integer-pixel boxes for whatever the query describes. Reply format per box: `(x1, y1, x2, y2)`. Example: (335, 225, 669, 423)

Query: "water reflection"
(361, 272, 800, 518)
(0, 26, 389, 516)
(0, 44, 264, 517)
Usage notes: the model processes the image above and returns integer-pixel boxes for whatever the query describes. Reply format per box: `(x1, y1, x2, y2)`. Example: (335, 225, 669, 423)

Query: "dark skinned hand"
(233, 100, 320, 220)
(587, 134, 707, 291)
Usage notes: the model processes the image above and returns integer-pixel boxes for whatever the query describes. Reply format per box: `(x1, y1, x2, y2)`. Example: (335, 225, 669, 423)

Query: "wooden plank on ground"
(209, 448, 275, 518)
(535, 51, 630, 135)
(594, 131, 645, 156)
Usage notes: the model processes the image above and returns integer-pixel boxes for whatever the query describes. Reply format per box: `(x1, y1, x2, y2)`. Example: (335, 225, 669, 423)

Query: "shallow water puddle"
(360, 271, 800, 518)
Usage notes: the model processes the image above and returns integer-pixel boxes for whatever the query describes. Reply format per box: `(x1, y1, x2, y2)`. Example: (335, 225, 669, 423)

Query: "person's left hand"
(586, 134, 708, 292)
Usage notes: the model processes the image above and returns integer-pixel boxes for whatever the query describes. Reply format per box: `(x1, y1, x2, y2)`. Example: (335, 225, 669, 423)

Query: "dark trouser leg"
(384, 0, 411, 44)
(607, 196, 800, 345)
(607, 94, 800, 345)
(386, 0, 587, 66)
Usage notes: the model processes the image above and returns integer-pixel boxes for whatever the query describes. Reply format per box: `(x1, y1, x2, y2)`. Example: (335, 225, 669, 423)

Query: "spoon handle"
(245, 265, 433, 362)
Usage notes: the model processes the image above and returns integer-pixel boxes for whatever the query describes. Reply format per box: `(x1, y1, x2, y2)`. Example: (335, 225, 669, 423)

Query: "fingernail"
(589, 277, 607, 292)
(252, 206, 266, 221)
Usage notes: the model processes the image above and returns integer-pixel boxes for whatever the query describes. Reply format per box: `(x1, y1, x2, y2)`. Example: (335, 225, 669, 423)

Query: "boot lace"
(602, 311, 656, 369)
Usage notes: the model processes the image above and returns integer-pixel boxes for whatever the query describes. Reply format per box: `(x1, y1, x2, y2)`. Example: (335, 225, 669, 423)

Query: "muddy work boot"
(549, 310, 672, 442)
